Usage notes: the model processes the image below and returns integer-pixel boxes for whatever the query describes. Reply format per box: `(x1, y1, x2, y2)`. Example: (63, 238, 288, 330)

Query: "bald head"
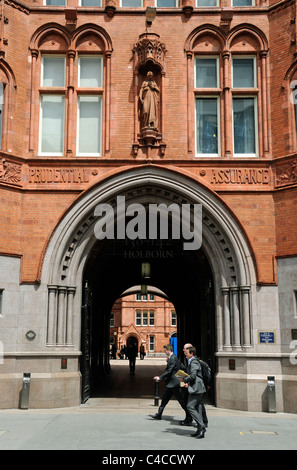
(183, 343, 193, 355)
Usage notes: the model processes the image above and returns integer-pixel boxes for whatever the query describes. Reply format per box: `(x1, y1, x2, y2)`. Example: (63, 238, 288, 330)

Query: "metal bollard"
(267, 376, 276, 413)
(20, 373, 31, 410)
(154, 379, 160, 406)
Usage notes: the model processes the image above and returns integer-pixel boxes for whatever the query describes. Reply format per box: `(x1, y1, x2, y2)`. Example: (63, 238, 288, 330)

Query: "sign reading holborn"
(94, 196, 203, 251)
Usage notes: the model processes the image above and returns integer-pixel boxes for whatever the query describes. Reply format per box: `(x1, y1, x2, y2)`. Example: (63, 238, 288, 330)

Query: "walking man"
(150, 344, 192, 424)
(182, 346, 207, 439)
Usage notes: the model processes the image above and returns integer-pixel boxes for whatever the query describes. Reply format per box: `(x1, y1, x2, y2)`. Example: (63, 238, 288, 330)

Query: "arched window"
(29, 24, 112, 157)
(185, 25, 270, 158)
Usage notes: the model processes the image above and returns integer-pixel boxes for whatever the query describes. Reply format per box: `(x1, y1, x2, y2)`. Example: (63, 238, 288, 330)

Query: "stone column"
(221, 287, 231, 349)
(47, 285, 57, 346)
(66, 287, 76, 346)
(223, 51, 231, 157)
(186, 50, 194, 154)
(241, 285, 251, 347)
(66, 50, 75, 155)
(105, 50, 112, 154)
(260, 50, 269, 156)
(231, 286, 241, 349)
(29, 49, 39, 152)
(57, 286, 67, 346)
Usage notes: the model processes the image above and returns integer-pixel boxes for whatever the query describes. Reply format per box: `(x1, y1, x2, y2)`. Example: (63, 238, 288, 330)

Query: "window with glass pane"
(197, 0, 217, 6)
(232, 0, 252, 5)
(233, 98, 256, 155)
(149, 336, 155, 352)
(80, 0, 101, 5)
(157, 0, 176, 6)
(196, 58, 218, 88)
(45, 0, 66, 5)
(79, 56, 102, 88)
(233, 58, 255, 88)
(171, 311, 176, 326)
(78, 96, 102, 155)
(136, 293, 141, 301)
(149, 294, 155, 301)
(136, 311, 141, 326)
(40, 95, 65, 154)
(196, 98, 218, 155)
(149, 311, 155, 326)
(122, 0, 142, 6)
(143, 311, 148, 326)
(42, 56, 65, 87)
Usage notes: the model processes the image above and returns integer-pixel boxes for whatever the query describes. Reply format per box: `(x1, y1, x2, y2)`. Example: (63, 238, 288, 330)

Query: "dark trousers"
(187, 393, 205, 431)
(129, 357, 136, 372)
(158, 386, 191, 420)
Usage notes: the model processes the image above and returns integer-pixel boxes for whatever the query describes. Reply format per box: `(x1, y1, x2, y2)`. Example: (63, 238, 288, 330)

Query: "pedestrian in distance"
(182, 346, 206, 439)
(150, 344, 192, 424)
(127, 342, 138, 375)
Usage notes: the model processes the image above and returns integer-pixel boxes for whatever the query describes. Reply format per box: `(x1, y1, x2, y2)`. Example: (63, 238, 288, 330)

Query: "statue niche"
(139, 71, 160, 131)
(132, 33, 166, 158)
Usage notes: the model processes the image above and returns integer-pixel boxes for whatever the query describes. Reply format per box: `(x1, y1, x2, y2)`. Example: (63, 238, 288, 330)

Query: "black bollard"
(154, 379, 160, 406)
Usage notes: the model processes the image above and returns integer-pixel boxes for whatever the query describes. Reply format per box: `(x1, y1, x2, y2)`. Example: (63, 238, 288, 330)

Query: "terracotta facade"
(0, 0, 296, 412)
(110, 294, 176, 355)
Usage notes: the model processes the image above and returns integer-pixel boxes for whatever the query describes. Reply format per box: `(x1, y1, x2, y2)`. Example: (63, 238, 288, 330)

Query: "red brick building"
(0, 0, 297, 411)
(110, 292, 177, 356)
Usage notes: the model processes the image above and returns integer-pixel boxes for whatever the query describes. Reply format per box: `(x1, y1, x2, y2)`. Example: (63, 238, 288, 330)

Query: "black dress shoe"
(191, 429, 205, 438)
(179, 419, 192, 426)
(150, 413, 162, 420)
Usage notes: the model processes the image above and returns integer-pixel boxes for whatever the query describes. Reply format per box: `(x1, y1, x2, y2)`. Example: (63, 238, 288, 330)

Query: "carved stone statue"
(139, 71, 160, 131)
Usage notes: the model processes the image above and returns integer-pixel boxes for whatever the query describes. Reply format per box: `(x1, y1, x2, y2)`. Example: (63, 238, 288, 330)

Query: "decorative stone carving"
(133, 33, 166, 72)
(139, 71, 160, 131)
(132, 33, 167, 157)
(276, 159, 297, 187)
(0, 158, 21, 184)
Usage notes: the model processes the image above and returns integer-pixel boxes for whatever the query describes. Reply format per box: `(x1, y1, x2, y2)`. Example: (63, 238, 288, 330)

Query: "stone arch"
(30, 23, 71, 51)
(226, 23, 268, 52)
(41, 166, 257, 351)
(185, 24, 226, 53)
(71, 24, 113, 53)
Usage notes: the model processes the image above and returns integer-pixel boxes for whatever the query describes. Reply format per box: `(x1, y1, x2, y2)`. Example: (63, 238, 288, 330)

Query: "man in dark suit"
(182, 346, 206, 439)
(150, 344, 192, 423)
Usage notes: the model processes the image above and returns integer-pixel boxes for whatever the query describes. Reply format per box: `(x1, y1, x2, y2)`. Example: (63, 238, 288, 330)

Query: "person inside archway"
(127, 341, 138, 375)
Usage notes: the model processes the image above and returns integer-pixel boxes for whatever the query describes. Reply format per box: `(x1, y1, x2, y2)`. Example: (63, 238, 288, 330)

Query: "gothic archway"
(41, 165, 257, 356)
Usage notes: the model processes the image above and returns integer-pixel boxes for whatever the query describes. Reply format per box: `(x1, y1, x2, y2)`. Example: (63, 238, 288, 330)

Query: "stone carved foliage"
(0, 158, 21, 184)
(133, 34, 166, 73)
(276, 159, 297, 187)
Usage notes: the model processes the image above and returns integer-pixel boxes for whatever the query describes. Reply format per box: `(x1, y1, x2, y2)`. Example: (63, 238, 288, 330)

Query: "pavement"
(0, 357, 297, 452)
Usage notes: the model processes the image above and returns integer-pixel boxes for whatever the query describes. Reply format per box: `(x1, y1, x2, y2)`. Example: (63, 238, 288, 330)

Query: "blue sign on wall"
(259, 331, 275, 344)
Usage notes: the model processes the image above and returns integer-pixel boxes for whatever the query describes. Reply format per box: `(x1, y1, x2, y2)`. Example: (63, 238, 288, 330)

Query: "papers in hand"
(174, 369, 189, 378)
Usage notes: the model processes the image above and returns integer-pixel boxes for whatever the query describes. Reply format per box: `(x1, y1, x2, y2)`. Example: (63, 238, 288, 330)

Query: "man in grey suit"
(150, 344, 192, 423)
(182, 346, 206, 439)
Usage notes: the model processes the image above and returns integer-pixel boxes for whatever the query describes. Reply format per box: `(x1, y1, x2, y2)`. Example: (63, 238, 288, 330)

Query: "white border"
(195, 96, 220, 157)
(78, 55, 103, 88)
(39, 94, 65, 156)
(195, 56, 219, 89)
(232, 95, 258, 158)
(232, 56, 257, 89)
(76, 95, 102, 157)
